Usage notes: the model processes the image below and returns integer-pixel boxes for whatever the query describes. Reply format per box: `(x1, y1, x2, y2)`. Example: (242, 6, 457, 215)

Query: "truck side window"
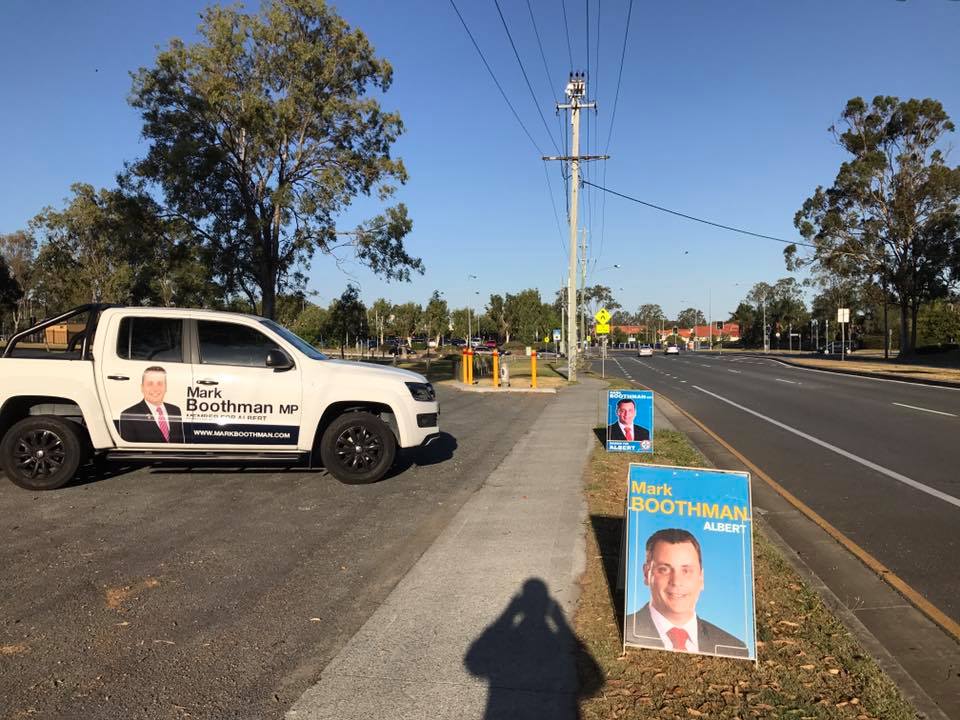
(116, 317, 184, 362)
(197, 321, 277, 367)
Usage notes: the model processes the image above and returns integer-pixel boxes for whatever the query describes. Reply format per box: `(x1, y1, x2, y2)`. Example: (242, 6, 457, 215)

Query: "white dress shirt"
(649, 604, 700, 653)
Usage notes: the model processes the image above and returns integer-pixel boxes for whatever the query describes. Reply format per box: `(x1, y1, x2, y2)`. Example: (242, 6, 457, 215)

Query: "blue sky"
(1, 0, 958, 320)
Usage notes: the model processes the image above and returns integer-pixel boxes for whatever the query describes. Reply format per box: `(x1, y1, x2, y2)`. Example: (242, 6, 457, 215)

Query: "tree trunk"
(910, 303, 919, 352)
(898, 304, 910, 356)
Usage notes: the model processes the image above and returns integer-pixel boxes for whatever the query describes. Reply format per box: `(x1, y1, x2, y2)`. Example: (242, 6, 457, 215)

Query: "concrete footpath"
(286, 377, 606, 720)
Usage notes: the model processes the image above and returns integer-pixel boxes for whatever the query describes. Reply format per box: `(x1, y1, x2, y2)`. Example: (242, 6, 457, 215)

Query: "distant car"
(664, 344, 680, 356)
(638, 345, 653, 357)
(484, 340, 498, 349)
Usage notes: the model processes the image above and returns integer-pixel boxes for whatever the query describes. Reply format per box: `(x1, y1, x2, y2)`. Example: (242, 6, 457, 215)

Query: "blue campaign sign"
(623, 464, 756, 661)
(605, 390, 653, 454)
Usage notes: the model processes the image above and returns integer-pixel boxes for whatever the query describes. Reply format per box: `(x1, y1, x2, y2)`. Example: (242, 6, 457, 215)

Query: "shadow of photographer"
(464, 578, 603, 719)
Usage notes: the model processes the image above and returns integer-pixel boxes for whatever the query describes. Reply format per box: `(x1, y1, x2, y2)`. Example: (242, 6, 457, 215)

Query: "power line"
(604, 0, 634, 153)
(543, 161, 567, 257)
(561, 0, 574, 70)
(525, 0, 557, 104)
(582, 180, 817, 249)
(449, 0, 544, 155)
(493, 0, 561, 155)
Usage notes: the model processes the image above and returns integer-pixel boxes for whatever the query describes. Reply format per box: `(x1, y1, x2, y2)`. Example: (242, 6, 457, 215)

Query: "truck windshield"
(259, 319, 328, 360)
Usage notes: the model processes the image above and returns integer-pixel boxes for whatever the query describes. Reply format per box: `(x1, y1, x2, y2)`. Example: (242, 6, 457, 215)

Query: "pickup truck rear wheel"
(319, 411, 396, 484)
(1, 416, 87, 491)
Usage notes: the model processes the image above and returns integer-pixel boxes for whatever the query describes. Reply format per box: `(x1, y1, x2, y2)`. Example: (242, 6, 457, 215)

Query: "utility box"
(500, 362, 510, 387)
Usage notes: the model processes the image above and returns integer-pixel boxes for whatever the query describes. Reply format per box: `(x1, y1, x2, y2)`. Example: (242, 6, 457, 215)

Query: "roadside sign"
(605, 389, 653, 454)
(595, 308, 611, 324)
(837, 308, 850, 323)
(552, 328, 561, 342)
(624, 463, 756, 660)
(595, 323, 610, 335)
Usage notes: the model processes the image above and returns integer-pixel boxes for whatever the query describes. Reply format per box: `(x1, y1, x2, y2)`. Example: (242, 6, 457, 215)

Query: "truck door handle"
(107, 375, 129, 381)
(196, 379, 219, 386)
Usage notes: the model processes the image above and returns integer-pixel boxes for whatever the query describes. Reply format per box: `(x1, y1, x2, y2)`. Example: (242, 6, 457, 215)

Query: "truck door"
(99, 316, 193, 446)
(186, 319, 303, 448)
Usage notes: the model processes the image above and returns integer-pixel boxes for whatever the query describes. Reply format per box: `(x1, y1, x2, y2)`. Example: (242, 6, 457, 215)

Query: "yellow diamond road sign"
(594, 308, 611, 324)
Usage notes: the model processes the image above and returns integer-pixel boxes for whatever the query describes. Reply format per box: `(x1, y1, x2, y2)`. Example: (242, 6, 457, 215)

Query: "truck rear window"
(116, 317, 184, 362)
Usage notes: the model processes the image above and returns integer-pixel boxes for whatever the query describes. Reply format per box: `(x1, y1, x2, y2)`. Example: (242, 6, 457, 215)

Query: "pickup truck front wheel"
(319, 412, 396, 484)
(1, 416, 87, 491)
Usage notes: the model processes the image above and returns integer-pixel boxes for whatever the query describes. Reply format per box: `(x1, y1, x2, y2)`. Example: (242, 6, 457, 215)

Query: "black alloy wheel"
(1, 416, 86, 490)
(319, 411, 396, 484)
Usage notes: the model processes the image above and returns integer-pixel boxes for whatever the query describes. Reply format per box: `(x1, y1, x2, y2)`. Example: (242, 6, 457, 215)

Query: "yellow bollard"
(467, 348, 474, 385)
(492, 350, 500, 388)
(530, 349, 537, 388)
(461, 348, 467, 383)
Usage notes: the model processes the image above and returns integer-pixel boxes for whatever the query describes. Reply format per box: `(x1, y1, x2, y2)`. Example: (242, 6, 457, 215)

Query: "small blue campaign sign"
(623, 463, 756, 661)
(605, 389, 653, 453)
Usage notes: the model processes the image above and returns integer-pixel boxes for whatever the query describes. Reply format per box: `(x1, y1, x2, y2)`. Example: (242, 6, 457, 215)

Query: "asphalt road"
(591, 349, 960, 625)
(0, 385, 552, 720)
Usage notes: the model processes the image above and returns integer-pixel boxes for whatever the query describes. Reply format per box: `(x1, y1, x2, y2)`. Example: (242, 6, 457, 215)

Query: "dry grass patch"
(577, 430, 917, 720)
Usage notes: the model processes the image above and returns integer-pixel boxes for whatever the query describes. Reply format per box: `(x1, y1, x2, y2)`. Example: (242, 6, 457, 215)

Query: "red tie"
(624, 427, 633, 441)
(156, 406, 170, 442)
(667, 627, 689, 651)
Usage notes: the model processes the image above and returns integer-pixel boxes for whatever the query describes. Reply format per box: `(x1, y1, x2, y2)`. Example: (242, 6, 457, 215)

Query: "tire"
(319, 411, 396, 484)
(1, 416, 87, 491)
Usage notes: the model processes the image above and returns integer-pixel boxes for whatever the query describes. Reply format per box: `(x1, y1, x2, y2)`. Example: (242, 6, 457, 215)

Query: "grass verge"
(577, 428, 917, 719)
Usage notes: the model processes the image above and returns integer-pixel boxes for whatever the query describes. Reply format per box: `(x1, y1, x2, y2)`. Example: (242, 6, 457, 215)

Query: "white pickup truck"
(0, 304, 440, 490)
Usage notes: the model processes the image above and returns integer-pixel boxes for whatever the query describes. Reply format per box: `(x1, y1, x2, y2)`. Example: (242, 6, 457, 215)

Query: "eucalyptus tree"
(129, 0, 422, 319)
(790, 96, 960, 354)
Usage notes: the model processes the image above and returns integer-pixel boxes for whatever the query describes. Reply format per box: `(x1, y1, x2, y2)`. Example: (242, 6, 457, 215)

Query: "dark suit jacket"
(625, 603, 749, 658)
(119, 400, 185, 443)
(607, 422, 650, 442)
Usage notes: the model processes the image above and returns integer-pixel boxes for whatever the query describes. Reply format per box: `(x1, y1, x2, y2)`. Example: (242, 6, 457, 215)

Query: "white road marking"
(692, 385, 960, 510)
(775, 378, 798, 385)
(892, 402, 957, 418)
(700, 364, 712, 368)
(728, 369, 741, 374)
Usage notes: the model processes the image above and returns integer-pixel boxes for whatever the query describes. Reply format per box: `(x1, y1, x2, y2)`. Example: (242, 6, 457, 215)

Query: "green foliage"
(790, 96, 960, 354)
(0, 231, 35, 331)
(917, 299, 960, 344)
(290, 303, 329, 345)
(486, 294, 509, 341)
(368, 297, 393, 344)
(422, 290, 449, 344)
(449, 307, 470, 340)
(505, 289, 550, 344)
(736, 279, 809, 348)
(30, 184, 148, 308)
(128, 0, 421, 319)
(0, 252, 23, 312)
(327, 284, 366, 356)
(676, 307, 705, 328)
(391, 301, 422, 339)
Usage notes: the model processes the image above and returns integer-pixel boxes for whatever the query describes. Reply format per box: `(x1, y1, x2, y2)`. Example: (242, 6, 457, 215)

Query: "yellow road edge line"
(652, 387, 960, 643)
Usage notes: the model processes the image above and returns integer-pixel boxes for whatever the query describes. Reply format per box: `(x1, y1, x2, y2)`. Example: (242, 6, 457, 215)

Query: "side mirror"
(266, 349, 294, 371)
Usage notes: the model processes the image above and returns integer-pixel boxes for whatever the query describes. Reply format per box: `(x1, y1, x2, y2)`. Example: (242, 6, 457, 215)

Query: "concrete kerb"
(286, 377, 606, 720)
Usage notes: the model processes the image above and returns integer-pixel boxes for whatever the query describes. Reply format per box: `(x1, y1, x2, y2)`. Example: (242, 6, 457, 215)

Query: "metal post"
(762, 296, 767, 353)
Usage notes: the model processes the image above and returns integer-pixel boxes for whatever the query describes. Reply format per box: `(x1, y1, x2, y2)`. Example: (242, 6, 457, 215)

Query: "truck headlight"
(405, 381, 436, 402)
